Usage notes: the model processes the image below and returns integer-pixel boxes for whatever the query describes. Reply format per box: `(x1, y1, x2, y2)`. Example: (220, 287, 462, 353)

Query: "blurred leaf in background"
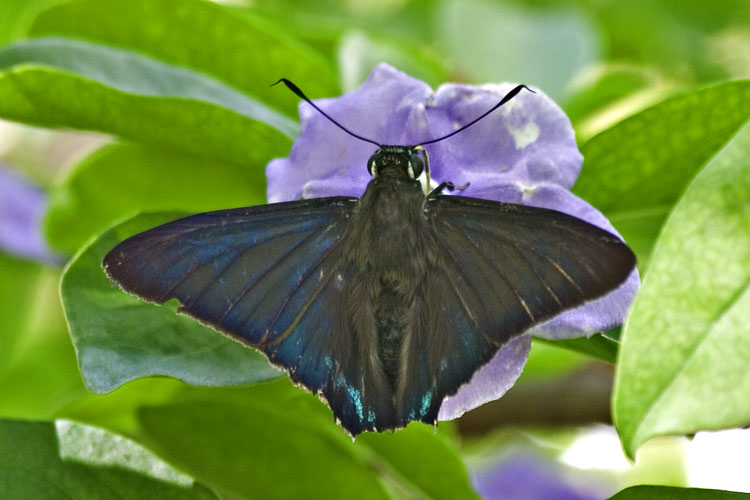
(0, 418, 219, 499)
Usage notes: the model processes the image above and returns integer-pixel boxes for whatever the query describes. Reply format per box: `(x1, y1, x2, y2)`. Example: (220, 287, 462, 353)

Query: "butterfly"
(104, 80, 636, 436)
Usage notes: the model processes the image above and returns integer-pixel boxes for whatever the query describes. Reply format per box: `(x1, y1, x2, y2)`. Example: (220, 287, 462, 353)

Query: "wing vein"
(167, 224, 326, 305)
(217, 223, 336, 324)
(261, 238, 347, 346)
(437, 219, 536, 324)
(448, 217, 587, 294)
(116, 211, 336, 281)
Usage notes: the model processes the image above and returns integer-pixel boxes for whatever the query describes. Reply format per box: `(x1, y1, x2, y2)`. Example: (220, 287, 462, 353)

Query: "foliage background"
(0, 0, 749, 498)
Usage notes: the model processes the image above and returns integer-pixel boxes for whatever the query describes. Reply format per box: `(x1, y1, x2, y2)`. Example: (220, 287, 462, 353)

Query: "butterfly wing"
(104, 197, 396, 434)
(396, 194, 636, 424)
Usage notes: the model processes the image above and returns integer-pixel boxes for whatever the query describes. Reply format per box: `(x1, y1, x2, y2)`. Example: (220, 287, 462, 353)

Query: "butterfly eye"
(367, 153, 379, 177)
(408, 153, 424, 179)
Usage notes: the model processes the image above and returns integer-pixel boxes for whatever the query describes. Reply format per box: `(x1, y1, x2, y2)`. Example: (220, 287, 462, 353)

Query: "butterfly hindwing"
(396, 257, 499, 426)
(260, 256, 397, 434)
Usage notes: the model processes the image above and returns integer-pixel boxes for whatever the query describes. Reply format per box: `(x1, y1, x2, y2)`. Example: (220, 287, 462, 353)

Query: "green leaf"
(28, 0, 337, 115)
(0, 418, 219, 500)
(520, 339, 588, 380)
(542, 331, 620, 365)
(607, 485, 750, 500)
(337, 30, 448, 91)
(0, 38, 295, 168)
(563, 63, 675, 141)
(60, 212, 281, 394)
(135, 381, 476, 500)
(0, 253, 43, 372)
(564, 64, 661, 127)
(357, 425, 480, 500)
(575, 81, 750, 265)
(67, 380, 478, 500)
(44, 142, 267, 254)
(0, 257, 88, 420)
(136, 383, 391, 500)
(0, 0, 56, 45)
(59, 378, 187, 438)
(613, 120, 750, 457)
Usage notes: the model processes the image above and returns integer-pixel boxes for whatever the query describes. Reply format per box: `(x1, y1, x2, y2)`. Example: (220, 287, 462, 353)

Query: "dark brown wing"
(395, 194, 636, 425)
(104, 197, 396, 435)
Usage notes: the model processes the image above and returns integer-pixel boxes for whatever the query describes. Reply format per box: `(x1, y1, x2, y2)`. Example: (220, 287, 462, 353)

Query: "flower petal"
(0, 165, 61, 264)
(418, 83, 582, 194)
(473, 452, 608, 500)
(438, 335, 531, 421)
(267, 64, 583, 203)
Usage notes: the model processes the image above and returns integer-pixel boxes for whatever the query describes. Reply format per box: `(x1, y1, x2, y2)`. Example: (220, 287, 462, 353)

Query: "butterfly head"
(367, 145, 425, 180)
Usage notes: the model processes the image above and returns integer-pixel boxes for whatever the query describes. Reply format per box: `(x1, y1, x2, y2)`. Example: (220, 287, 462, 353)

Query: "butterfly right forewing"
(427, 194, 636, 338)
(393, 194, 636, 425)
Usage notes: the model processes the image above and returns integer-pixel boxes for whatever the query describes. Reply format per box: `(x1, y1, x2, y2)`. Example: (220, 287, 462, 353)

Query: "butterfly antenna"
(417, 84, 535, 146)
(272, 78, 382, 148)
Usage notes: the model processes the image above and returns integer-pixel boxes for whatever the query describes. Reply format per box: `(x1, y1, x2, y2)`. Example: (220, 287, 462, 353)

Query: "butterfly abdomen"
(375, 286, 408, 386)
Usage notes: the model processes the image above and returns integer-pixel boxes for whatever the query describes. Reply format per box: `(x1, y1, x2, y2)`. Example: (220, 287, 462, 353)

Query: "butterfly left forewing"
(104, 197, 398, 435)
(104, 198, 360, 357)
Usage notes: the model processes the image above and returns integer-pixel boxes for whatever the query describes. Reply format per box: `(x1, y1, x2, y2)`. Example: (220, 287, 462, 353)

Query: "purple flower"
(472, 452, 610, 500)
(267, 64, 639, 421)
(0, 165, 61, 265)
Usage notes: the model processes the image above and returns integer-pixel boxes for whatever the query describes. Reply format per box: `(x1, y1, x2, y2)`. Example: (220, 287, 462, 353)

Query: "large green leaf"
(44, 142, 267, 254)
(0, 38, 295, 168)
(0, 418, 218, 499)
(0, 0, 56, 45)
(65, 379, 477, 500)
(135, 381, 477, 500)
(575, 81, 750, 265)
(60, 213, 281, 394)
(28, 0, 337, 115)
(0, 257, 87, 420)
(613, 120, 750, 457)
(0, 253, 43, 372)
(607, 485, 750, 500)
(137, 386, 389, 500)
